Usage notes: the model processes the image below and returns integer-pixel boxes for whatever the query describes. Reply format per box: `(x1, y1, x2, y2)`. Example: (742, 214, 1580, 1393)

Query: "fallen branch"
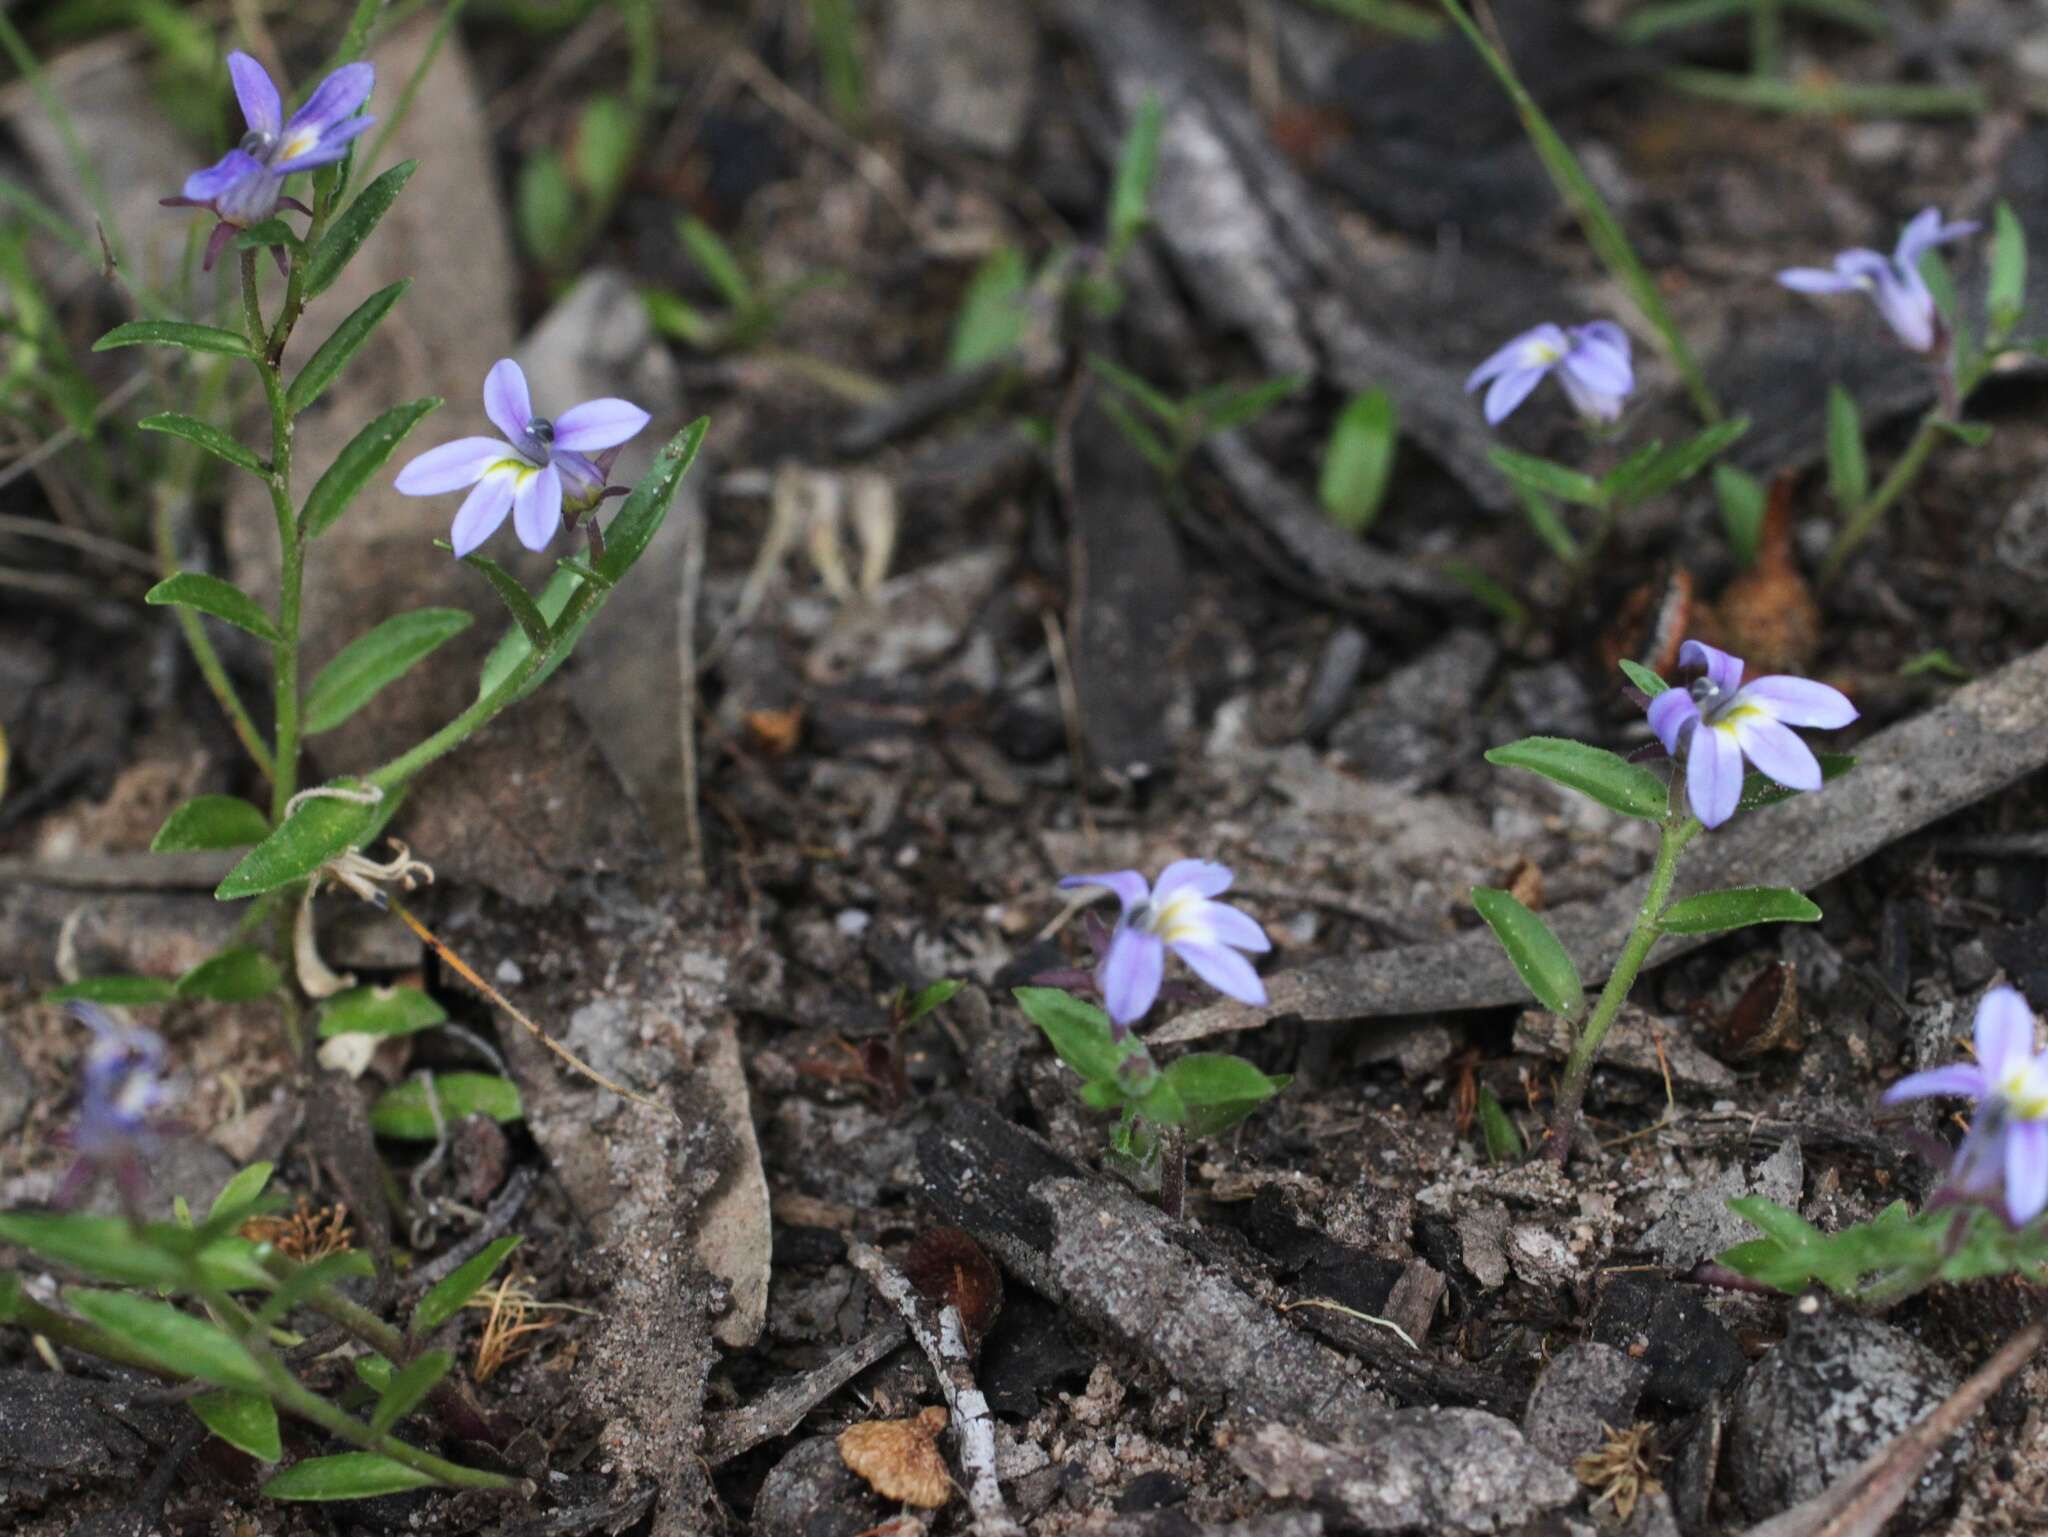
(704, 1319, 908, 1465)
(847, 1241, 1021, 1537)
(1156, 637, 2048, 1043)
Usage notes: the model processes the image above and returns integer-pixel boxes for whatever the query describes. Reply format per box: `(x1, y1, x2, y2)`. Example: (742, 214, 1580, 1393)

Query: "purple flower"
(163, 53, 375, 271)
(1777, 207, 1979, 354)
(393, 359, 650, 557)
(56, 1004, 171, 1209)
(1058, 860, 1270, 1030)
(1466, 321, 1634, 426)
(1883, 986, 2048, 1225)
(1645, 639, 1857, 830)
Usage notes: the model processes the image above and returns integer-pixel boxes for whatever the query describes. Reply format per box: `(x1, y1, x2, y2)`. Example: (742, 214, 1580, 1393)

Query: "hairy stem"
(1548, 808, 1699, 1165)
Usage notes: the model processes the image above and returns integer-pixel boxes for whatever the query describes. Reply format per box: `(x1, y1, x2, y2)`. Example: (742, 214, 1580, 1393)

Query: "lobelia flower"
(1466, 321, 1634, 427)
(1058, 860, 1270, 1030)
(1882, 986, 2048, 1225)
(55, 1004, 172, 1209)
(1645, 639, 1857, 830)
(393, 359, 650, 557)
(163, 52, 375, 272)
(1777, 207, 1979, 354)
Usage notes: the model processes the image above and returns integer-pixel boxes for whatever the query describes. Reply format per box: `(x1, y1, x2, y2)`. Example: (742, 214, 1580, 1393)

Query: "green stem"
(6, 1293, 180, 1378)
(153, 489, 274, 781)
(1750, 0, 1782, 77)
(1820, 414, 1940, 585)
(1548, 809, 1700, 1165)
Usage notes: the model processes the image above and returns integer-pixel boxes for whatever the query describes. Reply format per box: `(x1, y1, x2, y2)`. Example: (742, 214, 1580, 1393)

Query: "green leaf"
(947, 246, 1031, 370)
(304, 607, 472, 734)
(94, 319, 251, 358)
(679, 216, 755, 312)
(254, 1251, 376, 1325)
(1919, 248, 1961, 334)
(1471, 888, 1584, 1017)
(1488, 447, 1602, 507)
(1440, 560, 1528, 627)
(1597, 439, 1663, 504)
(1319, 387, 1399, 533)
(1476, 1086, 1522, 1163)
(286, 280, 412, 414)
(264, 1453, 438, 1501)
(1735, 752, 1855, 813)
(476, 567, 583, 702)
(573, 93, 637, 206)
(1194, 374, 1306, 436)
(146, 572, 279, 644)
(1899, 648, 1972, 682)
(42, 976, 177, 1006)
(904, 979, 964, 1024)
(1714, 463, 1767, 568)
(1158, 1053, 1288, 1139)
(1484, 737, 1668, 820)
(0, 1213, 185, 1286)
(66, 1291, 265, 1391)
(370, 1073, 524, 1141)
(1606, 418, 1749, 507)
(1012, 987, 1143, 1085)
(231, 218, 302, 254)
(1932, 418, 1993, 447)
(189, 1390, 281, 1462)
(371, 1349, 451, 1434)
(176, 947, 281, 1003)
(1088, 355, 1180, 427)
(596, 419, 710, 586)
(215, 778, 387, 901)
(516, 152, 577, 268)
(138, 413, 266, 474)
(151, 795, 270, 852)
(1989, 200, 2026, 337)
(1106, 91, 1164, 264)
(206, 1162, 276, 1225)
(1825, 385, 1866, 509)
(1099, 395, 1178, 477)
(317, 985, 448, 1039)
(1618, 659, 1668, 697)
(1512, 484, 1579, 564)
(457, 550, 550, 652)
(302, 398, 442, 539)
(1658, 886, 1820, 935)
(306, 160, 419, 298)
(412, 1236, 522, 1336)
(354, 1355, 393, 1393)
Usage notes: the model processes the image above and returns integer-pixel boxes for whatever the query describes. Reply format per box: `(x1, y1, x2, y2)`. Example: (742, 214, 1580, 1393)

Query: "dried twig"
(704, 1319, 909, 1464)
(847, 1242, 1022, 1537)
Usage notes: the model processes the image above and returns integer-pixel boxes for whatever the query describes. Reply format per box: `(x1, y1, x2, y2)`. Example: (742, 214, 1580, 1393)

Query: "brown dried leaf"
(838, 1407, 953, 1508)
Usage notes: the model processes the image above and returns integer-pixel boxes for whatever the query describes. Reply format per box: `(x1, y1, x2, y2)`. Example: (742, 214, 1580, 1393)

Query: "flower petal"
(1556, 367, 1627, 424)
(1974, 986, 2039, 1082)
(1482, 364, 1549, 426)
(1154, 859, 1234, 901)
(1646, 689, 1699, 756)
(1731, 714, 1821, 791)
(1100, 929, 1164, 1026)
(1058, 870, 1151, 913)
(1867, 263, 1936, 352)
(1466, 324, 1567, 391)
(286, 62, 375, 135)
(1776, 266, 1862, 295)
(2006, 1119, 2048, 1225)
(513, 463, 563, 551)
(449, 468, 518, 558)
(1198, 900, 1272, 954)
(1563, 323, 1633, 395)
(1736, 675, 1856, 729)
(1894, 207, 1977, 269)
(1172, 940, 1267, 1007)
(1881, 1063, 1989, 1104)
(1679, 639, 1745, 696)
(182, 148, 266, 204)
(1685, 723, 1744, 829)
(552, 397, 651, 453)
(483, 359, 533, 443)
(394, 437, 519, 496)
(554, 449, 608, 511)
(228, 52, 282, 136)
(271, 113, 373, 174)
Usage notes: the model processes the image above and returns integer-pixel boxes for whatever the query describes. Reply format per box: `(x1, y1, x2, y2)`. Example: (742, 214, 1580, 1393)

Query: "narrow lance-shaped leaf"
(456, 551, 549, 652)
(1735, 752, 1855, 814)
(206, 1161, 276, 1225)
(302, 398, 441, 539)
(304, 607, 473, 734)
(1988, 201, 2026, 336)
(152, 795, 270, 852)
(43, 976, 178, 1006)
(412, 1236, 522, 1337)
(1715, 463, 1766, 567)
(1485, 737, 1668, 821)
(1658, 886, 1821, 935)
(679, 216, 755, 311)
(1513, 484, 1579, 564)
(66, 1291, 266, 1391)
(1608, 417, 1750, 507)
(94, 319, 251, 358)
(138, 413, 266, 475)
(147, 573, 280, 644)
(1471, 887, 1584, 1018)
(304, 160, 419, 297)
(1826, 385, 1866, 508)
(1106, 91, 1164, 264)
(1488, 447, 1603, 507)
(1319, 387, 1399, 533)
(264, 1453, 438, 1501)
(1618, 659, 1669, 697)
(233, 218, 302, 254)
(215, 777, 388, 901)
(370, 1349, 452, 1434)
(286, 279, 412, 414)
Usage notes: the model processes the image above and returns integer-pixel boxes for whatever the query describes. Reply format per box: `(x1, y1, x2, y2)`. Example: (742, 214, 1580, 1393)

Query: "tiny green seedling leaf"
(1319, 387, 1399, 533)
(1825, 385, 1867, 509)
(370, 1073, 524, 1141)
(1618, 659, 1668, 697)
(1714, 463, 1767, 568)
(146, 573, 280, 644)
(206, 1162, 276, 1225)
(1158, 1053, 1289, 1139)
(317, 985, 448, 1039)
(176, 947, 282, 1003)
(1658, 887, 1820, 935)
(1106, 92, 1164, 266)
(1988, 201, 2026, 338)
(1472, 888, 1583, 1018)
(412, 1236, 522, 1337)
(151, 795, 270, 852)
(1476, 1086, 1523, 1163)
(1484, 738, 1668, 821)
(1013, 987, 1143, 1086)
(904, 979, 964, 1024)
(948, 246, 1032, 370)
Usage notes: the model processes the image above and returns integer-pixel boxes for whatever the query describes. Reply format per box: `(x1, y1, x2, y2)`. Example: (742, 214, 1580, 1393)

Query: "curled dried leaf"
(838, 1406, 952, 1507)
(903, 1226, 1003, 1344)
(1718, 961, 1803, 1060)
